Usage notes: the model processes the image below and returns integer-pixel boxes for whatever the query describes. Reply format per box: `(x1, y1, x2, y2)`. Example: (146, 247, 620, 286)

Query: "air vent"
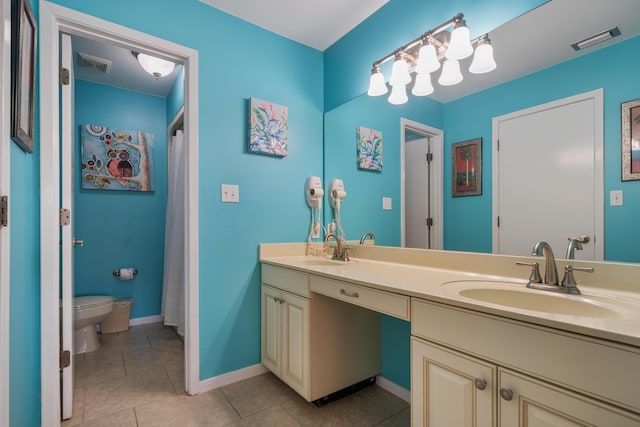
(571, 27, 621, 51)
(77, 52, 112, 74)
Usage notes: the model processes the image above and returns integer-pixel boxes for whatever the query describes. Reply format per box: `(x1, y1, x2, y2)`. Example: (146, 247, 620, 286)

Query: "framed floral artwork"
(452, 138, 482, 197)
(356, 126, 383, 171)
(81, 124, 155, 191)
(248, 98, 288, 157)
(621, 98, 640, 181)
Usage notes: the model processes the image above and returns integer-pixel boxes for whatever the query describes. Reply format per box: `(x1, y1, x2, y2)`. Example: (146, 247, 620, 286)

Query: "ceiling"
(71, 0, 640, 103)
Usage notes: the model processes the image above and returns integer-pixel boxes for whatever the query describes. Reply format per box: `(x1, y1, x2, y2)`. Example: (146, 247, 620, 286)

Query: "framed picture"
(356, 126, 383, 171)
(11, 0, 37, 153)
(452, 138, 482, 197)
(621, 98, 640, 181)
(248, 98, 288, 157)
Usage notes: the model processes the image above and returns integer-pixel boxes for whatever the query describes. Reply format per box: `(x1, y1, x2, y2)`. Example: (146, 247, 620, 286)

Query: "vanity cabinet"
(412, 298, 640, 426)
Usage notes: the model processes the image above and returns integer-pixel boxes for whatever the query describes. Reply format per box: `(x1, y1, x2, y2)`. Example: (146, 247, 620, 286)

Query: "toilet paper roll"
(118, 268, 135, 280)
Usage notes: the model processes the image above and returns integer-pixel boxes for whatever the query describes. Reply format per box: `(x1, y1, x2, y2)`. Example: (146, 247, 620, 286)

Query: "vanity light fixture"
(366, 13, 496, 105)
(132, 52, 176, 79)
(570, 27, 621, 51)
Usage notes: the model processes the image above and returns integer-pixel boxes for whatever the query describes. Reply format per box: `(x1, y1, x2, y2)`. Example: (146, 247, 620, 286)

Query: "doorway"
(40, 3, 200, 425)
(401, 119, 443, 250)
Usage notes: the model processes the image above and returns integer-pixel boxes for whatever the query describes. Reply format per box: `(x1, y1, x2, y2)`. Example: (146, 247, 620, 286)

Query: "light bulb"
(469, 40, 496, 74)
(412, 73, 434, 96)
(388, 84, 408, 105)
(137, 53, 176, 79)
(446, 20, 473, 60)
(438, 59, 463, 86)
(416, 42, 440, 74)
(389, 56, 411, 86)
(367, 68, 388, 96)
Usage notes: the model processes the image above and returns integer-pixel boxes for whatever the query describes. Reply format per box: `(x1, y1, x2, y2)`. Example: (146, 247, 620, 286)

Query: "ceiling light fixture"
(132, 52, 176, 79)
(366, 13, 496, 105)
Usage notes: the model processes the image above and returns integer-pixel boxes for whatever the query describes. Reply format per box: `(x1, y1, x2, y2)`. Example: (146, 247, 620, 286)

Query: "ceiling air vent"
(77, 52, 112, 74)
(571, 27, 621, 51)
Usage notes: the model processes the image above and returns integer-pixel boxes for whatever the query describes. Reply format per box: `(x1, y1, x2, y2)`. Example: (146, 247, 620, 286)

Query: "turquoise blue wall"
(167, 67, 184, 122)
(74, 79, 168, 319)
(324, 0, 547, 110)
(49, 0, 325, 383)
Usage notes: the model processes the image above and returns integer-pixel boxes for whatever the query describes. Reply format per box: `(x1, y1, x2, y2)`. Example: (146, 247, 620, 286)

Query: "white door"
(493, 90, 603, 261)
(60, 33, 76, 420)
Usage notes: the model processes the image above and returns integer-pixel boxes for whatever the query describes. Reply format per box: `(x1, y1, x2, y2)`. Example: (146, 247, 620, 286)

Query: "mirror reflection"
(324, 0, 640, 264)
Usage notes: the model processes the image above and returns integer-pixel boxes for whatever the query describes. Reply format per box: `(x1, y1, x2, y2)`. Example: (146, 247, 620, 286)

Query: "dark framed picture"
(621, 98, 640, 181)
(11, 0, 37, 153)
(452, 138, 482, 197)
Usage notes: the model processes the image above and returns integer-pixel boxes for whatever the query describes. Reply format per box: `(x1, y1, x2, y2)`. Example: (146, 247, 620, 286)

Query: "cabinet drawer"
(412, 298, 640, 413)
(262, 265, 310, 297)
(310, 276, 409, 320)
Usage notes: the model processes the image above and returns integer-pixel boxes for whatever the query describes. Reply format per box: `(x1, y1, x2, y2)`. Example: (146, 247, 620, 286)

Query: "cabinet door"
(412, 337, 496, 427)
(261, 285, 281, 374)
(498, 368, 640, 427)
(281, 291, 309, 399)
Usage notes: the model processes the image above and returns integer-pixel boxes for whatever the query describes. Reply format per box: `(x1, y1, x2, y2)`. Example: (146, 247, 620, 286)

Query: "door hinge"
(497, 139, 500, 151)
(1, 196, 7, 227)
(59, 67, 70, 85)
(426, 153, 433, 163)
(426, 217, 434, 227)
(60, 350, 71, 370)
(60, 208, 70, 226)
(497, 216, 500, 227)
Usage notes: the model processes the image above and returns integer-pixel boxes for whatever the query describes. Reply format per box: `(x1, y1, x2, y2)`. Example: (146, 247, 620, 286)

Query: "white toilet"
(73, 295, 114, 354)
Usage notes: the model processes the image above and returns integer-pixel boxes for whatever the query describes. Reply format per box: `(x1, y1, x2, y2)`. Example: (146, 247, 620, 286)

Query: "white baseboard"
(198, 363, 268, 394)
(377, 375, 411, 403)
(129, 315, 163, 327)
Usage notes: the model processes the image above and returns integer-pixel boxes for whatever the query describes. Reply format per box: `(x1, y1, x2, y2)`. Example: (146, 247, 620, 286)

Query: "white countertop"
(260, 249, 640, 349)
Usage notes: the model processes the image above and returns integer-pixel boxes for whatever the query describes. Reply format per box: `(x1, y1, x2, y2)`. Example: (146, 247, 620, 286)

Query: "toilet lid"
(73, 295, 114, 309)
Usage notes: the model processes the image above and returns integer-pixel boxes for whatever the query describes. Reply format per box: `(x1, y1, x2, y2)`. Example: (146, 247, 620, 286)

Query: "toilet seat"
(74, 295, 114, 309)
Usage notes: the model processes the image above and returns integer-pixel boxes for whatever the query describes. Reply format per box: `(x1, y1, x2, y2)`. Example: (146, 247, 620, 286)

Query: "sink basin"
(443, 281, 624, 318)
(294, 258, 349, 267)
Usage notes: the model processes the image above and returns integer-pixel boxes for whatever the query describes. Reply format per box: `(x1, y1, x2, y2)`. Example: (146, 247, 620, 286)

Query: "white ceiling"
(71, 0, 640, 104)
(198, 0, 390, 51)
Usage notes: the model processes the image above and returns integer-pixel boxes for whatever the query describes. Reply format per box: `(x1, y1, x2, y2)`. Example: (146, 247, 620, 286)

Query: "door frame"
(39, 2, 200, 425)
(0, 0, 11, 423)
(400, 118, 443, 249)
(491, 89, 604, 260)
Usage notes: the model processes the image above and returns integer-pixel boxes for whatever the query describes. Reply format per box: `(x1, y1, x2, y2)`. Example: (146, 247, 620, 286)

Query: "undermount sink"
(294, 258, 349, 267)
(443, 280, 626, 319)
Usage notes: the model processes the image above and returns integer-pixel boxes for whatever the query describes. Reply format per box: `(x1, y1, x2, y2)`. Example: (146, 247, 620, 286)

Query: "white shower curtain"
(162, 130, 186, 336)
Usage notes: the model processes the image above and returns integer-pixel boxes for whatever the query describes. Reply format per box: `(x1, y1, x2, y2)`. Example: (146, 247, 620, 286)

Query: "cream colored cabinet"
(412, 338, 496, 427)
(261, 284, 309, 398)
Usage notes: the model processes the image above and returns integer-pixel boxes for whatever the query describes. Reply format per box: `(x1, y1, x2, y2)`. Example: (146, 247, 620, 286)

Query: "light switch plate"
(221, 184, 239, 203)
(610, 190, 623, 206)
(382, 197, 392, 210)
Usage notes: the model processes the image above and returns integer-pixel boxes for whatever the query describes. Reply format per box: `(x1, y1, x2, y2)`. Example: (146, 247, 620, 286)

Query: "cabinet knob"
(500, 388, 513, 401)
(474, 379, 487, 390)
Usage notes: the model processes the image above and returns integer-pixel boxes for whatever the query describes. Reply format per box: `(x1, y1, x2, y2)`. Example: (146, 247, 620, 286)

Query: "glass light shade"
(411, 73, 434, 96)
(416, 43, 441, 74)
(389, 57, 411, 86)
(469, 42, 496, 74)
(446, 23, 473, 60)
(388, 84, 408, 105)
(438, 59, 463, 86)
(137, 53, 176, 78)
(367, 70, 388, 96)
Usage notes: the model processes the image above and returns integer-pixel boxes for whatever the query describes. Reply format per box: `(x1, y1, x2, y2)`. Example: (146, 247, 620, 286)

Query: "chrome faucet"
(325, 233, 350, 261)
(359, 232, 375, 245)
(565, 235, 590, 259)
(532, 241, 559, 285)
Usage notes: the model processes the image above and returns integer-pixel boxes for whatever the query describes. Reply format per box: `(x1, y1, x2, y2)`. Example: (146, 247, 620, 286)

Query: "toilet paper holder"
(112, 268, 138, 277)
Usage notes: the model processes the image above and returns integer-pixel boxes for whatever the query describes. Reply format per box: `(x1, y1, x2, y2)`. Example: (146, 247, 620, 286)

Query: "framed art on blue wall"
(356, 126, 383, 172)
(11, 0, 37, 153)
(248, 98, 288, 157)
(452, 138, 482, 197)
(621, 98, 640, 181)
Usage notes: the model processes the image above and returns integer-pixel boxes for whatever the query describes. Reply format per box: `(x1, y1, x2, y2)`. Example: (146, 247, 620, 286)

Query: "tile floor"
(63, 322, 410, 426)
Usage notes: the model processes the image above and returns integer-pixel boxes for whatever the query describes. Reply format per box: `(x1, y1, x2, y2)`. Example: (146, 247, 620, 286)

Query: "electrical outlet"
(610, 190, 623, 206)
(312, 222, 321, 239)
(382, 197, 392, 210)
(221, 184, 239, 203)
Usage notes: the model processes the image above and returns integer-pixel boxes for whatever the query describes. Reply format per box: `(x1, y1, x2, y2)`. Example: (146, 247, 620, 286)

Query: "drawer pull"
(500, 388, 513, 401)
(340, 289, 359, 298)
(474, 379, 487, 390)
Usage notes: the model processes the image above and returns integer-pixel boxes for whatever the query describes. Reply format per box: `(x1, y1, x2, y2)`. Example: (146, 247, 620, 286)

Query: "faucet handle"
(561, 264, 594, 291)
(516, 261, 542, 283)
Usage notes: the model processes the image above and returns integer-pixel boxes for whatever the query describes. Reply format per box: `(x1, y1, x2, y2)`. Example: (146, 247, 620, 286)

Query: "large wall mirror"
(324, 0, 640, 264)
